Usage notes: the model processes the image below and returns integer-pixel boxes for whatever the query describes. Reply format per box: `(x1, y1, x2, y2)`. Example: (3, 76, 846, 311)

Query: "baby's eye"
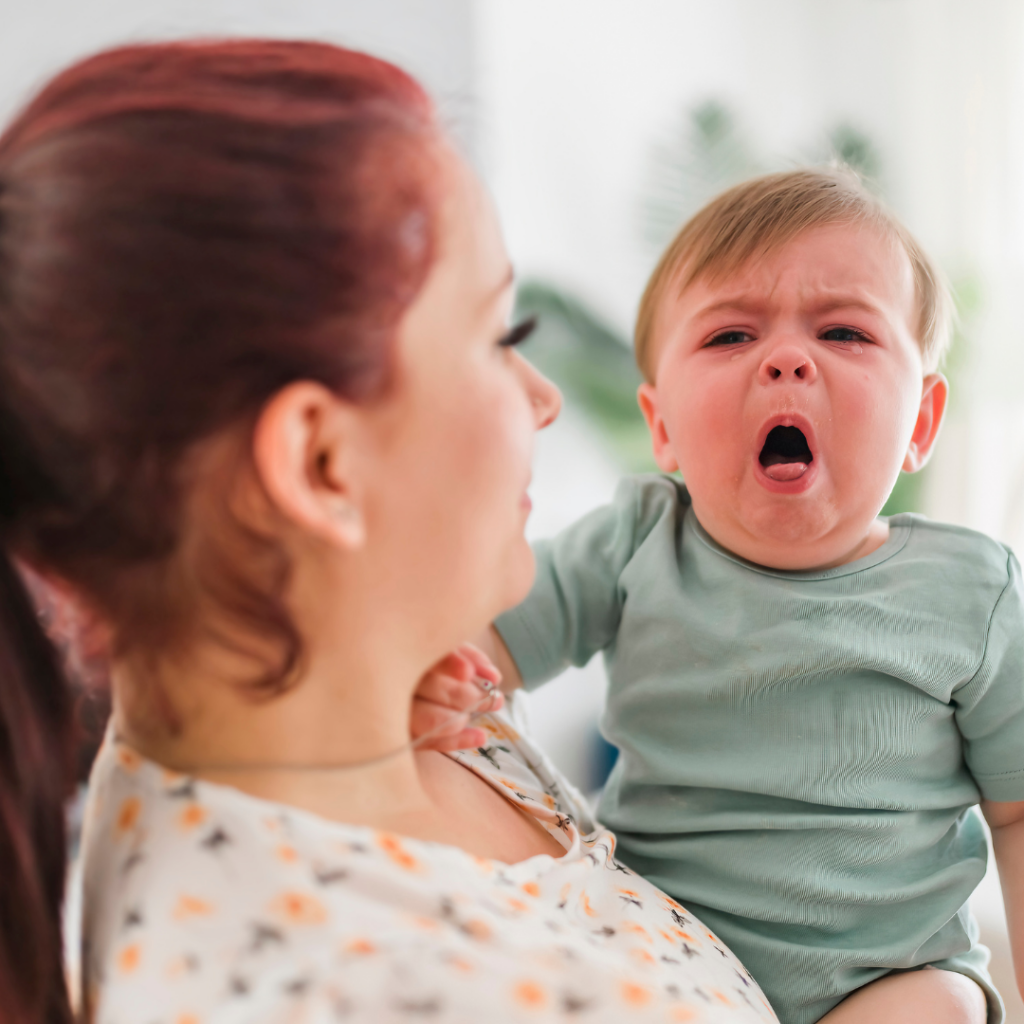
(820, 326, 869, 344)
(705, 330, 753, 347)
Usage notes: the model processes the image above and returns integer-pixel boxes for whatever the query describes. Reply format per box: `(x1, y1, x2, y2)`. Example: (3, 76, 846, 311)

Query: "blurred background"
(5, 0, 1024, 1014)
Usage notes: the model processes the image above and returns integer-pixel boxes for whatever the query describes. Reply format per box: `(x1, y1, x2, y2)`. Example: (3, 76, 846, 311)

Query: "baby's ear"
(637, 383, 681, 474)
(902, 373, 948, 473)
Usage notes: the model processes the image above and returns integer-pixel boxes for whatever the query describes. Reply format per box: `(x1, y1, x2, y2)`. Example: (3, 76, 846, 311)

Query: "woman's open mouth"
(758, 425, 813, 482)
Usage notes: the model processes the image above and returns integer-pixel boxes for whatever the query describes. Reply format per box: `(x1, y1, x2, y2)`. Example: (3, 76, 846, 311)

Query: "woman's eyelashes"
(498, 315, 538, 348)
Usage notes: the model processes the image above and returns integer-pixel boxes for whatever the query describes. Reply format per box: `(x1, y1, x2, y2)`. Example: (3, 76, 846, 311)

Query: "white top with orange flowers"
(78, 706, 779, 1024)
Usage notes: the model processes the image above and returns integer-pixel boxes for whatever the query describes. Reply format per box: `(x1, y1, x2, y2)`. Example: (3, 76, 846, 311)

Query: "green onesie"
(495, 474, 1024, 1024)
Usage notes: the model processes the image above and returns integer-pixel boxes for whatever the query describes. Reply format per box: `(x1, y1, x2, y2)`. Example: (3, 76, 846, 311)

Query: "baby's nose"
(759, 345, 817, 385)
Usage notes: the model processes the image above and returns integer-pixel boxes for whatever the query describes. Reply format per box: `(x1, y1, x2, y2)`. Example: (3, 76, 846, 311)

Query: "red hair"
(0, 39, 443, 1021)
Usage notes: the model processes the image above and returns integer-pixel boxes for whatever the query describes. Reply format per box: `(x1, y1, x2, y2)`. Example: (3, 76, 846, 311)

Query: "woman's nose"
(525, 361, 561, 429)
(758, 344, 817, 385)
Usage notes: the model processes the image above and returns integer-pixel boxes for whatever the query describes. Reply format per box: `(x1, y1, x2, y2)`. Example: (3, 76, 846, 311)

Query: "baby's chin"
(709, 498, 853, 571)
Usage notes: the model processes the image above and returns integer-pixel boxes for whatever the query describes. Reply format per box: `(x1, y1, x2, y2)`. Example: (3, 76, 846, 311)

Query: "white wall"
(0, 0, 477, 150)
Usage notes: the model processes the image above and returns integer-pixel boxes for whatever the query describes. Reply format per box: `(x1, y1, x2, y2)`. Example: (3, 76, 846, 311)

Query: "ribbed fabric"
(496, 475, 1024, 1023)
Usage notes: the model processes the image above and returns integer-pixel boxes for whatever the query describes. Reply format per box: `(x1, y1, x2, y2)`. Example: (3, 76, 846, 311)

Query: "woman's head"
(0, 40, 475, 690)
(0, 39, 558, 1020)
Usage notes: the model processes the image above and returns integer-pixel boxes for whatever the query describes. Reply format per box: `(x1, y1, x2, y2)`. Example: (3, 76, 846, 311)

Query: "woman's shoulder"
(79, 715, 777, 1023)
(448, 693, 599, 836)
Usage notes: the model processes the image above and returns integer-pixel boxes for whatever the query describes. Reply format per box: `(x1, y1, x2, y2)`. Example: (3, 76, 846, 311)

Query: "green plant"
(642, 100, 760, 251)
(515, 281, 656, 473)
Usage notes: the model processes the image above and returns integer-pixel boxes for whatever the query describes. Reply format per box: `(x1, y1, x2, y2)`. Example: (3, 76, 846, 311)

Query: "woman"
(0, 40, 777, 1023)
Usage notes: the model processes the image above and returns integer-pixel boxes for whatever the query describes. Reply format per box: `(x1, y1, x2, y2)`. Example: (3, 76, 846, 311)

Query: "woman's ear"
(902, 373, 949, 473)
(637, 383, 680, 473)
(252, 382, 366, 548)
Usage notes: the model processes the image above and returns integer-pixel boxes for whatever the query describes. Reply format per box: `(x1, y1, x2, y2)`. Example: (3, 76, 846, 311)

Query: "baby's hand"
(410, 643, 504, 752)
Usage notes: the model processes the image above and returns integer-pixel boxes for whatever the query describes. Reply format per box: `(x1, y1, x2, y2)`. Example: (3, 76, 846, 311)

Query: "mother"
(0, 41, 776, 1023)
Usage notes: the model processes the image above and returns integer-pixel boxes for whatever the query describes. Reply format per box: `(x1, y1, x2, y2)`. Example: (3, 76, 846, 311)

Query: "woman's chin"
(494, 544, 536, 616)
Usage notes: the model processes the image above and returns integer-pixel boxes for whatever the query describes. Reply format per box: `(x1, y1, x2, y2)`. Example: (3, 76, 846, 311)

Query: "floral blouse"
(79, 707, 778, 1023)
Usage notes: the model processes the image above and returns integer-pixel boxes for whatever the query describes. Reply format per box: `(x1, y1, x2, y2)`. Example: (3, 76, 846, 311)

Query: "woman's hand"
(410, 643, 504, 752)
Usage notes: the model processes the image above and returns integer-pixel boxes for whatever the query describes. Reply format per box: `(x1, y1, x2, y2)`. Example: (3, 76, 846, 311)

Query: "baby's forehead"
(668, 222, 917, 319)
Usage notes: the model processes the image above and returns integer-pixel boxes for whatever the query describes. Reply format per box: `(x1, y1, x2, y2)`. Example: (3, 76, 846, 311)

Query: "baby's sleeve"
(495, 478, 643, 690)
(954, 550, 1024, 802)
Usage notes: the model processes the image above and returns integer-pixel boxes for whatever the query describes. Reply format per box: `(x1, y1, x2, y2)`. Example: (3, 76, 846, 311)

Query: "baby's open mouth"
(759, 426, 813, 482)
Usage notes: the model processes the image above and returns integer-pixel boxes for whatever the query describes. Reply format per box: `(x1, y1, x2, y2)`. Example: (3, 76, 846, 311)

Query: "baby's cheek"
(673, 389, 743, 483)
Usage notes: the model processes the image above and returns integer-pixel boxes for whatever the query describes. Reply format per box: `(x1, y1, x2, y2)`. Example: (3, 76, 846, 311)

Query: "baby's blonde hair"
(634, 168, 953, 379)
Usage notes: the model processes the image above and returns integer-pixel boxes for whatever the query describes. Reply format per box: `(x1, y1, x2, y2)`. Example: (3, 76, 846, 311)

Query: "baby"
(420, 168, 1024, 1024)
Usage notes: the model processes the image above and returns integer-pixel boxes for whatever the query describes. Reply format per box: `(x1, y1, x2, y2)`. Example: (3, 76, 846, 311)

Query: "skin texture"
(116, 146, 567, 864)
(637, 222, 947, 572)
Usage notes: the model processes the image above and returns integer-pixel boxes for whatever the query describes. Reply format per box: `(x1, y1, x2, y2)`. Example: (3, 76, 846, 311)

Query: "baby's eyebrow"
(692, 297, 763, 318)
(807, 296, 886, 318)
(691, 294, 886, 320)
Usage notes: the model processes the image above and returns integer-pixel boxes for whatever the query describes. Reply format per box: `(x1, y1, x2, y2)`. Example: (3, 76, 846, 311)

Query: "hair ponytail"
(0, 548, 73, 1024)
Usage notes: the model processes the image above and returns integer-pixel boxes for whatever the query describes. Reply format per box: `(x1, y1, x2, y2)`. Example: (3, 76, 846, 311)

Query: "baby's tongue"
(764, 462, 808, 482)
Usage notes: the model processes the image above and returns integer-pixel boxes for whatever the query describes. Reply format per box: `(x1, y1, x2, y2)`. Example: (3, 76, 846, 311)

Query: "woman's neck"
(112, 643, 441, 831)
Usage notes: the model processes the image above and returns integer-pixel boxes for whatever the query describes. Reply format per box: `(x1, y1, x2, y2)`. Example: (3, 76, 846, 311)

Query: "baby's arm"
(982, 798, 1024, 998)
(475, 625, 523, 694)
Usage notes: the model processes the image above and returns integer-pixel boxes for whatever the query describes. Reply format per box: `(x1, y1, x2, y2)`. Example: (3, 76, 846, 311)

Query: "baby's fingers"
(416, 667, 486, 714)
(454, 642, 502, 689)
(410, 697, 487, 751)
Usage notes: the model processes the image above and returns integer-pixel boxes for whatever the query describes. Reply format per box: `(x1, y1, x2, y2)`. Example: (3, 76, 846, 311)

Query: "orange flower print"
(177, 803, 208, 832)
(541, 793, 556, 810)
(270, 890, 327, 926)
(621, 921, 652, 943)
(276, 844, 299, 863)
(481, 718, 520, 743)
(116, 747, 141, 773)
(408, 915, 439, 932)
(521, 881, 540, 898)
(620, 981, 652, 1007)
(176, 1016, 200, 1024)
(712, 989, 733, 1007)
(462, 919, 491, 941)
(118, 943, 141, 974)
(376, 833, 423, 874)
(344, 938, 376, 956)
(579, 891, 598, 918)
(173, 895, 214, 920)
(630, 947, 656, 966)
(115, 797, 142, 836)
(513, 980, 547, 1009)
(671, 1007, 698, 1022)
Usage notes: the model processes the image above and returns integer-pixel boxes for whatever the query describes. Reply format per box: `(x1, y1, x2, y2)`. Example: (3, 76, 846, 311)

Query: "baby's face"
(638, 222, 947, 571)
